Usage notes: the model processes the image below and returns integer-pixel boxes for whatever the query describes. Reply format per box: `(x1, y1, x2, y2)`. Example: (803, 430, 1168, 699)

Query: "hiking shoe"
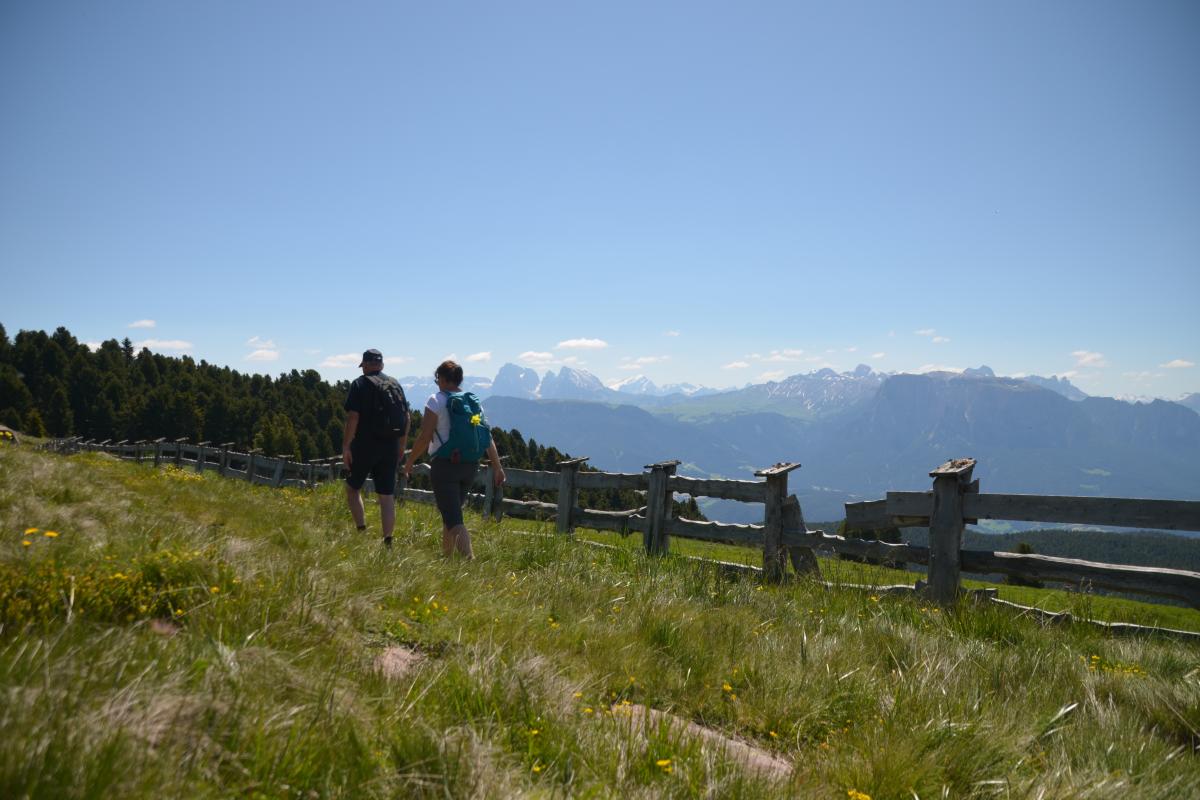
(382, 536, 393, 549)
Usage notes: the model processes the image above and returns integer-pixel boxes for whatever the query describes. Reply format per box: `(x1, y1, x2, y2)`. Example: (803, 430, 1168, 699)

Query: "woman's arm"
(486, 439, 505, 487)
(403, 408, 439, 477)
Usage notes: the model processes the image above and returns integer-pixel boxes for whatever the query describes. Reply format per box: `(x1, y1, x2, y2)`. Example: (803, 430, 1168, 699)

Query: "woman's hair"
(435, 360, 464, 385)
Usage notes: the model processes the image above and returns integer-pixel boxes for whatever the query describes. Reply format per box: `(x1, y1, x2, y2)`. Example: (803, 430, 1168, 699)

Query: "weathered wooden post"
(644, 460, 680, 555)
(173, 437, 187, 467)
(556, 457, 588, 534)
(755, 462, 803, 582)
(196, 441, 210, 473)
(782, 494, 821, 577)
(218, 443, 234, 477)
(926, 458, 976, 605)
(247, 448, 261, 483)
(271, 456, 285, 488)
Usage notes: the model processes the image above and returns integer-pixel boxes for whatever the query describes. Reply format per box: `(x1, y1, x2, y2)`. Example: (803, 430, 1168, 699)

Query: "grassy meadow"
(1, 444, 1199, 798)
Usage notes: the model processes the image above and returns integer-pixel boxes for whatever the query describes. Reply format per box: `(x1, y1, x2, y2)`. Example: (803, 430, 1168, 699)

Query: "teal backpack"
(434, 391, 492, 464)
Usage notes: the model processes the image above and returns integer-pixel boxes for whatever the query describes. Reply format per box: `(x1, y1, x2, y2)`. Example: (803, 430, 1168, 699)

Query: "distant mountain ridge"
(481, 369, 1200, 523)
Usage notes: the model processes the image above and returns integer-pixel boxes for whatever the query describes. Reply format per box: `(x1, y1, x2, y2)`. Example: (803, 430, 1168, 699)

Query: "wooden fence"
(844, 458, 1200, 609)
(47, 439, 1200, 610)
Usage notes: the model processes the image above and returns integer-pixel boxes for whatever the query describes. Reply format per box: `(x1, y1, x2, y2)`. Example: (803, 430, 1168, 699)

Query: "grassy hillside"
(2, 445, 1199, 798)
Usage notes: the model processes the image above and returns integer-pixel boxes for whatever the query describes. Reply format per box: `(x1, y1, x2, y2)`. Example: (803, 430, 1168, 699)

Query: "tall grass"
(1, 445, 1198, 798)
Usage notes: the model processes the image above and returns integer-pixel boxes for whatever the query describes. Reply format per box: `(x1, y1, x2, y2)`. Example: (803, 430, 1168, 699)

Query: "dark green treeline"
(0, 324, 703, 519)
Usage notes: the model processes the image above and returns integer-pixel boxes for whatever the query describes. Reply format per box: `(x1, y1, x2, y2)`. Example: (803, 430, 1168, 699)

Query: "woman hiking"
(403, 360, 505, 558)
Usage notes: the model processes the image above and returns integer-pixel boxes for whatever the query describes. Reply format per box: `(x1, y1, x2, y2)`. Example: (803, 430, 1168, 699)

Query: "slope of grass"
(2, 445, 1199, 798)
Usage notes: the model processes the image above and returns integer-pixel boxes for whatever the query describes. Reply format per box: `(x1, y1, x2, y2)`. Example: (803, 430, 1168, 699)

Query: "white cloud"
(757, 370, 787, 382)
(246, 349, 280, 362)
(465, 351, 492, 363)
(932, 336, 950, 344)
(557, 338, 608, 350)
(722, 361, 750, 369)
(664, 330, 680, 337)
(135, 339, 192, 352)
(845, 346, 858, 353)
(914, 328, 936, 337)
(518, 351, 557, 367)
(84, 341, 104, 352)
(759, 349, 805, 363)
(888, 330, 896, 338)
(1072, 350, 1107, 368)
(915, 364, 963, 374)
(871, 352, 886, 360)
(619, 356, 668, 371)
(1161, 359, 1195, 369)
(560, 356, 584, 366)
(128, 319, 156, 329)
(320, 353, 361, 368)
(246, 336, 276, 349)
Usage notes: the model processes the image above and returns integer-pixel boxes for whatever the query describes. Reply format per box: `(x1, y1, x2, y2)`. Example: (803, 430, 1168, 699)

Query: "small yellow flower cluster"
(405, 596, 450, 621)
(655, 757, 673, 775)
(160, 465, 204, 482)
(848, 790, 872, 800)
(1082, 654, 1146, 677)
(20, 526, 61, 547)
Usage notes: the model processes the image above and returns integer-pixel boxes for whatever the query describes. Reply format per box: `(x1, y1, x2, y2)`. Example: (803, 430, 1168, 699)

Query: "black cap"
(358, 349, 383, 367)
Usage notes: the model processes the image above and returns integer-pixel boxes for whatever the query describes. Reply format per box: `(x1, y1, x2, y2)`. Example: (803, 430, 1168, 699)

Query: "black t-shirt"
(345, 371, 397, 443)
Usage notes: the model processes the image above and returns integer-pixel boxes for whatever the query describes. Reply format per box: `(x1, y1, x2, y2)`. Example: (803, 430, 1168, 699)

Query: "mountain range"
(398, 363, 1200, 523)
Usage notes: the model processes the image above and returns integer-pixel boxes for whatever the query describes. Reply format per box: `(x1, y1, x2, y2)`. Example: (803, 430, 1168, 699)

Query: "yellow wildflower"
(44, 531, 59, 538)
(210, 586, 220, 594)
(531, 763, 543, 773)
(769, 730, 778, 738)
(583, 707, 594, 714)
(24, 527, 39, 535)
(470, 414, 481, 426)
(848, 791, 872, 800)
(722, 682, 733, 692)
(656, 758, 671, 767)
(21, 540, 31, 547)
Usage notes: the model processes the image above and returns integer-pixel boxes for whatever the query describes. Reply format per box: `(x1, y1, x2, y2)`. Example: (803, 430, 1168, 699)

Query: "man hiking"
(342, 348, 410, 546)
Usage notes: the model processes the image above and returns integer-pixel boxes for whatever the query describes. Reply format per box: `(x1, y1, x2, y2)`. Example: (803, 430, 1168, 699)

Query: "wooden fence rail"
(47, 438, 1200, 609)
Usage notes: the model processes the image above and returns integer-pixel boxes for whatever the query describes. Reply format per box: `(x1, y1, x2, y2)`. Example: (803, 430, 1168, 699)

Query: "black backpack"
(365, 374, 411, 440)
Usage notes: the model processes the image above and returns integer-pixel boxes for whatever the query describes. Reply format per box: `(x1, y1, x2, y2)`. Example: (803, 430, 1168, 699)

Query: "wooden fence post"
(196, 442, 210, 473)
(556, 457, 588, 533)
(783, 494, 821, 577)
(926, 458, 976, 605)
(644, 460, 680, 555)
(755, 462, 802, 582)
(247, 449, 260, 483)
(271, 456, 285, 488)
(174, 437, 188, 467)
(218, 443, 233, 477)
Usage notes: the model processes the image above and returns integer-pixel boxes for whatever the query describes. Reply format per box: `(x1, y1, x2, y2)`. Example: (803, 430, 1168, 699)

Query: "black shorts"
(346, 438, 400, 495)
(431, 457, 479, 528)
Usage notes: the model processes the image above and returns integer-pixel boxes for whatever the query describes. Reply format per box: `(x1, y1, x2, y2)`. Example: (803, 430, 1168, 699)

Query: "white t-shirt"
(424, 391, 452, 457)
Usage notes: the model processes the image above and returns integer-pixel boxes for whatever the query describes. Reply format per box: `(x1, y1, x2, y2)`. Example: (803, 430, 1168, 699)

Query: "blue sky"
(2, 1, 1197, 398)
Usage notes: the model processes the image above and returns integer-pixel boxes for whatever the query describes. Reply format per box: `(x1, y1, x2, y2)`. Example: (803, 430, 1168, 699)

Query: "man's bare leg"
(345, 484, 366, 530)
(379, 494, 396, 542)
